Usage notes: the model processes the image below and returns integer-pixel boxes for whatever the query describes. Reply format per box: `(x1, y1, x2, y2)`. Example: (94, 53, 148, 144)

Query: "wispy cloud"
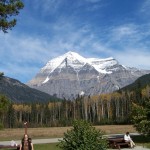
(103, 22, 150, 69)
(106, 23, 150, 49)
(111, 24, 138, 40)
(113, 48, 150, 69)
(31, 0, 63, 14)
(0, 33, 53, 82)
(140, 0, 150, 17)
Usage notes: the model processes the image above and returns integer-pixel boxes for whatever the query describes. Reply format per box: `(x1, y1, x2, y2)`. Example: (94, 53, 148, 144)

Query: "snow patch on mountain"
(43, 76, 49, 83)
(41, 51, 119, 83)
(87, 57, 117, 73)
(41, 51, 86, 73)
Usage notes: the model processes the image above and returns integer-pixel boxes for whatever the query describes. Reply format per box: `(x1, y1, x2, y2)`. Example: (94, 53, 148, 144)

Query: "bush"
(58, 120, 108, 150)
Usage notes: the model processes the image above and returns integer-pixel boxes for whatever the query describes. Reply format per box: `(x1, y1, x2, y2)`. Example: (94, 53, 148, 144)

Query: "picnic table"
(108, 137, 130, 149)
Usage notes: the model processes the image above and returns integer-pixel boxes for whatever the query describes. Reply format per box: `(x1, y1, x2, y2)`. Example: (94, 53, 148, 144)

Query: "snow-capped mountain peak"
(41, 51, 118, 75)
(41, 51, 87, 73)
(63, 51, 87, 62)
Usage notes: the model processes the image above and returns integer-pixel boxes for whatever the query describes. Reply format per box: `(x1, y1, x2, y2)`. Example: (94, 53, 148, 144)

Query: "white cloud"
(106, 23, 150, 51)
(0, 33, 55, 82)
(32, 0, 63, 14)
(0, 34, 50, 63)
(140, 0, 150, 16)
(113, 48, 150, 70)
(110, 24, 138, 41)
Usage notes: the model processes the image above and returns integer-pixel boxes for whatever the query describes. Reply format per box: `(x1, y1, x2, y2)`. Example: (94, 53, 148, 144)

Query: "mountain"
(120, 73, 150, 91)
(0, 75, 60, 103)
(27, 51, 150, 99)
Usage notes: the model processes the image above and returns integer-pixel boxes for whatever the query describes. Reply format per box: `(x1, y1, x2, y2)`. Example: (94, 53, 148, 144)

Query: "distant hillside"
(120, 73, 150, 91)
(0, 76, 60, 103)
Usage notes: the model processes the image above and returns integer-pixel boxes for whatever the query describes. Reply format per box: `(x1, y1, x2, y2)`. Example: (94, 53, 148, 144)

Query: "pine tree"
(0, 0, 24, 33)
(58, 120, 108, 150)
(132, 95, 150, 136)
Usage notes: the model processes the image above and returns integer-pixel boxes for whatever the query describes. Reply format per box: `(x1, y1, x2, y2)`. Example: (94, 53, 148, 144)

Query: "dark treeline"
(2, 85, 150, 128)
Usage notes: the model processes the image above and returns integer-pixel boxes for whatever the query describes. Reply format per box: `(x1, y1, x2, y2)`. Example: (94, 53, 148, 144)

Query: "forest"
(0, 85, 149, 128)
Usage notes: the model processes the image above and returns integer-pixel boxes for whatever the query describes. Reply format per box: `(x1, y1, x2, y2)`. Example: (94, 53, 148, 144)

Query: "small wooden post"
(24, 122, 28, 134)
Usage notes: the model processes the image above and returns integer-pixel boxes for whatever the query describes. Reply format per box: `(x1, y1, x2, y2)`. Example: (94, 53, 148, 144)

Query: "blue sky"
(0, 0, 150, 83)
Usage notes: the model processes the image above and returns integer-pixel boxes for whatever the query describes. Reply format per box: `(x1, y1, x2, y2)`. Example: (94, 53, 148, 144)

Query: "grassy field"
(0, 125, 137, 141)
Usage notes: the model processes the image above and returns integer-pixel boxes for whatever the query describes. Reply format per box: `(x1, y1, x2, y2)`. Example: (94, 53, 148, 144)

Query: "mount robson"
(27, 51, 150, 99)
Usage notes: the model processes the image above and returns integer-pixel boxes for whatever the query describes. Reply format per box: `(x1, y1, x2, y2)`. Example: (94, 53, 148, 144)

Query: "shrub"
(58, 120, 108, 150)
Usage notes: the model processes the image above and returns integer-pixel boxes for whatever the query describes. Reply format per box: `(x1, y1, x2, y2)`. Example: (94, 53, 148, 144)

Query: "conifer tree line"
(1, 85, 150, 128)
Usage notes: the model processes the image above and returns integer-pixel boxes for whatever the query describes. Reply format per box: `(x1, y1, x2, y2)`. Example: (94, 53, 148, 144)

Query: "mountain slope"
(0, 76, 60, 103)
(120, 73, 150, 91)
(27, 51, 150, 99)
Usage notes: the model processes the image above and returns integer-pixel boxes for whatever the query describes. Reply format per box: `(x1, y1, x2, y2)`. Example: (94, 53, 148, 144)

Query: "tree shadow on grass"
(132, 135, 150, 148)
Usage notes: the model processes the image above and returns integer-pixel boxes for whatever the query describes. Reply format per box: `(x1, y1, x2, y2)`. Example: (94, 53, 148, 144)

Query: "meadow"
(0, 125, 136, 141)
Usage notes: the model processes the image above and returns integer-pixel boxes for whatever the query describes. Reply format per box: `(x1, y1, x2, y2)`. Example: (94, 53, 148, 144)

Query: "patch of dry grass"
(0, 125, 136, 141)
(95, 125, 136, 135)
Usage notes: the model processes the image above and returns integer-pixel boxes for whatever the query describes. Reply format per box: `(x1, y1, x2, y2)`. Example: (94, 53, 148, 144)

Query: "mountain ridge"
(0, 75, 60, 102)
(120, 73, 150, 91)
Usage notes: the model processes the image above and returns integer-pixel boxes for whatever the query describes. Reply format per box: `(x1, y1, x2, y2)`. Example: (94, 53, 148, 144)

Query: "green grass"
(34, 143, 61, 150)
(146, 143, 150, 148)
(32, 136, 150, 150)
(132, 135, 150, 143)
(131, 135, 150, 149)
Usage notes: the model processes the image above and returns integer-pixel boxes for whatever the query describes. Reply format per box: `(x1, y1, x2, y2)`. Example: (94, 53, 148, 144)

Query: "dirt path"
(0, 138, 63, 145)
(0, 138, 149, 149)
(115, 146, 150, 150)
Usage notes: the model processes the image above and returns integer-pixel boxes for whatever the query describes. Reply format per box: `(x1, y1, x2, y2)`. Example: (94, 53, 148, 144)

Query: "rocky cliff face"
(27, 51, 150, 99)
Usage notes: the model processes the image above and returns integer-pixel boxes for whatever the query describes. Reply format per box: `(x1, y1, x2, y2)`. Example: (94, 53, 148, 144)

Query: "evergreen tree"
(7, 103, 15, 128)
(58, 120, 108, 150)
(0, 94, 10, 128)
(0, 0, 24, 33)
(132, 98, 150, 136)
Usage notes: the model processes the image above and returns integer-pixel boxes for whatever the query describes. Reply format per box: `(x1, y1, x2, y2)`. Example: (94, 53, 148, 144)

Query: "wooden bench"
(108, 137, 130, 149)
(0, 145, 20, 150)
